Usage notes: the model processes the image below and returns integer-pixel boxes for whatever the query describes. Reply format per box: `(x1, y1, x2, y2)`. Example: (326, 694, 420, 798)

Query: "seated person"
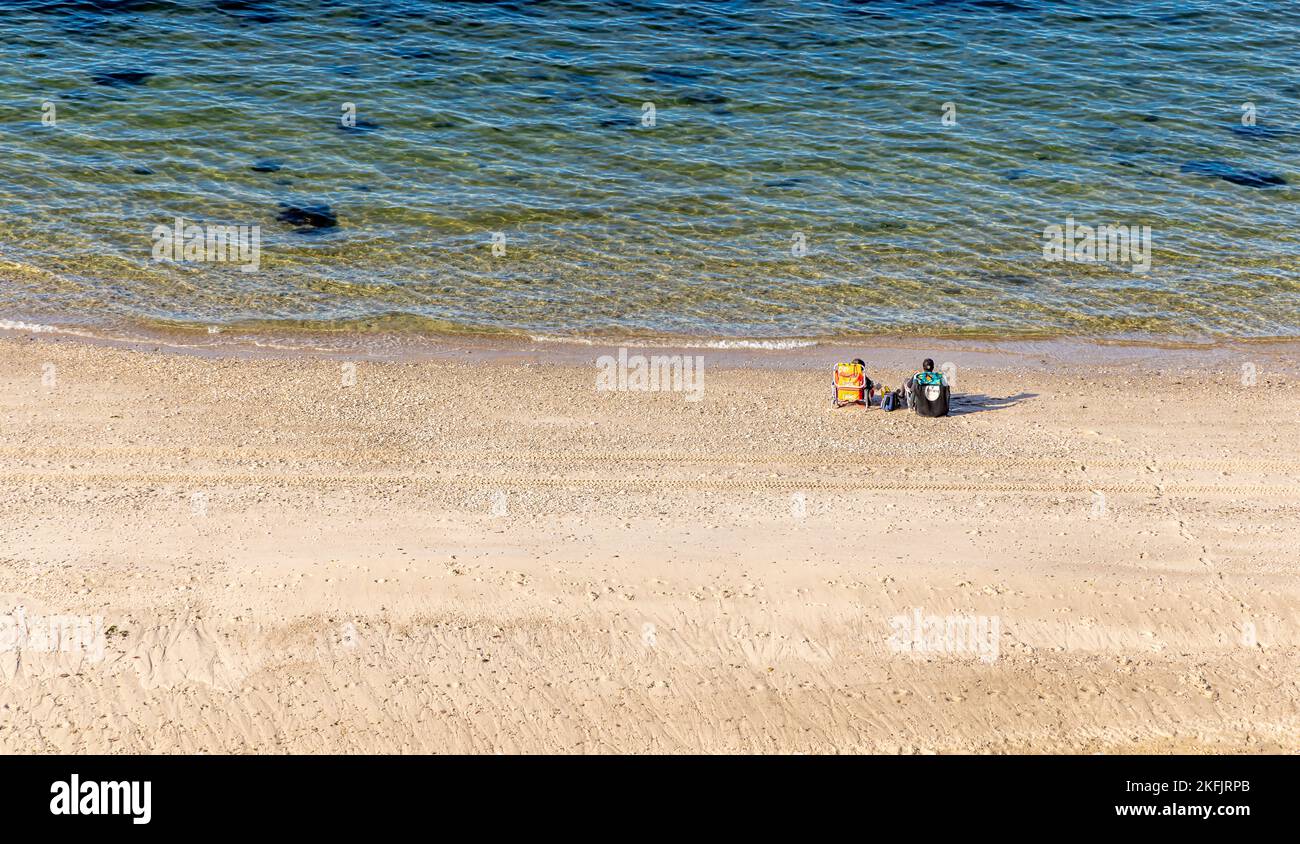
(906, 358, 950, 417)
(851, 359, 873, 395)
(906, 358, 941, 389)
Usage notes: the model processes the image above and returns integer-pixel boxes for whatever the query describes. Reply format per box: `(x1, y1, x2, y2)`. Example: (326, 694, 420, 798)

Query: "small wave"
(529, 335, 597, 346)
(0, 319, 61, 334)
(529, 334, 817, 350)
(694, 339, 819, 350)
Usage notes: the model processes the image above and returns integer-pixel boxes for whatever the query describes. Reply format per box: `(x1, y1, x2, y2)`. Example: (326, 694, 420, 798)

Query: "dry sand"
(1, 332, 1298, 753)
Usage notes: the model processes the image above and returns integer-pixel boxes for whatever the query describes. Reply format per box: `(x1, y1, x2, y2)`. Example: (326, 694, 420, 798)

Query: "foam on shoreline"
(3, 317, 1298, 377)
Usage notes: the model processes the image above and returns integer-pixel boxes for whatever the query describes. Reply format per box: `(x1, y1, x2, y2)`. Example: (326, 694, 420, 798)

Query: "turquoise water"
(0, 0, 1298, 342)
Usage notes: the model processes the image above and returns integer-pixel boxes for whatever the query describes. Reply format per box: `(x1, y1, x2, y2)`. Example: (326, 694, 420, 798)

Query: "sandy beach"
(1, 331, 1298, 754)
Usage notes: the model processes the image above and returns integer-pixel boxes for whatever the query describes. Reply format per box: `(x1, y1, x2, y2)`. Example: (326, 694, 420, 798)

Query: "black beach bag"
(908, 374, 950, 417)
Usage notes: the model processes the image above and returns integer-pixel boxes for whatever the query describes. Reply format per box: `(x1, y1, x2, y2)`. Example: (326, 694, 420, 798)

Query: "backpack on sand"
(881, 388, 904, 411)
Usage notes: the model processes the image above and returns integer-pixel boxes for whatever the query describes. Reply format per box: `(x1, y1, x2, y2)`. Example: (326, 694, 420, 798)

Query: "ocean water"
(0, 0, 1297, 343)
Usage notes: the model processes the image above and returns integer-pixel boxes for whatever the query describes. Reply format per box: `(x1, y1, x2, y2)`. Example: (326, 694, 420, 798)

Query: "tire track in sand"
(1, 470, 1298, 498)
(2, 445, 1297, 474)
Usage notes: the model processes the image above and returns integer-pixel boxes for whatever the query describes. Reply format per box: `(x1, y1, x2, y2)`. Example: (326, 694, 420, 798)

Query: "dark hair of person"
(923, 358, 934, 372)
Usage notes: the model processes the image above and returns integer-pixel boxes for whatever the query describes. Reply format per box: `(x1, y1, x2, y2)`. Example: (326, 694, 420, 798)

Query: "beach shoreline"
(5, 317, 1300, 375)
(1, 333, 1297, 753)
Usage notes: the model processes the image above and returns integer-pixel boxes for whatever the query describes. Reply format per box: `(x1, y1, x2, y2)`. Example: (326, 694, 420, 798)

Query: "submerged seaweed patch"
(1180, 160, 1287, 188)
(90, 69, 154, 87)
(276, 202, 338, 230)
(338, 119, 382, 134)
(1230, 124, 1293, 141)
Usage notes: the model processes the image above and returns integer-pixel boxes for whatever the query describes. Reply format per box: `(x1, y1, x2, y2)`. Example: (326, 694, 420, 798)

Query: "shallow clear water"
(0, 0, 1298, 342)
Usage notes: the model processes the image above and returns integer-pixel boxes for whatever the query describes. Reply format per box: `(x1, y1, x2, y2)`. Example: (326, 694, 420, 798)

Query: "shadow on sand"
(948, 392, 1037, 416)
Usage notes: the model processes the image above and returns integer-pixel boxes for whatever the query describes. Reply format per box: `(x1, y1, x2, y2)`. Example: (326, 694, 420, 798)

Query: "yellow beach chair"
(832, 360, 872, 409)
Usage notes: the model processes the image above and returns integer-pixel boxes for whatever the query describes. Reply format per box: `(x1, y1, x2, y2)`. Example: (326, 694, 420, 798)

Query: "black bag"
(908, 378, 950, 417)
